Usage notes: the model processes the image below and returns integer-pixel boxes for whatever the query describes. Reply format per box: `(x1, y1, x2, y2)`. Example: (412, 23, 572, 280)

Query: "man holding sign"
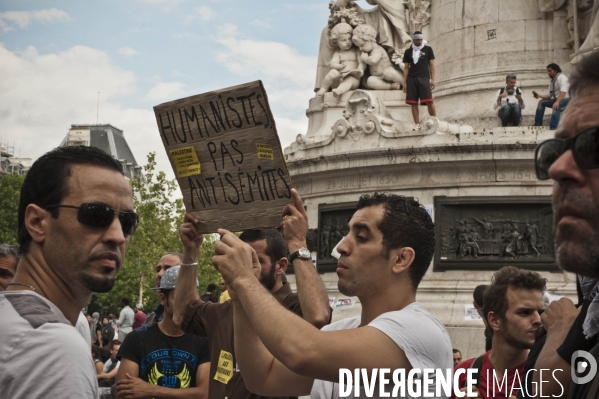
(173, 189, 331, 399)
(216, 193, 452, 398)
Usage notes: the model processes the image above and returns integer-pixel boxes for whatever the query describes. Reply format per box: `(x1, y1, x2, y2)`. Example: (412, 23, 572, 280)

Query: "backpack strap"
(471, 355, 485, 392)
(499, 88, 505, 95)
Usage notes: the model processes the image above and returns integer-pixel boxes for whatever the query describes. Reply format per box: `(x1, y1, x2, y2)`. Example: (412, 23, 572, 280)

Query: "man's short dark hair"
(413, 31, 422, 35)
(569, 51, 599, 97)
(547, 63, 562, 73)
(483, 266, 546, 323)
(453, 348, 461, 354)
(207, 283, 216, 292)
(473, 284, 488, 308)
(356, 193, 435, 289)
(17, 146, 124, 254)
(239, 229, 288, 267)
(121, 297, 130, 306)
(109, 339, 121, 350)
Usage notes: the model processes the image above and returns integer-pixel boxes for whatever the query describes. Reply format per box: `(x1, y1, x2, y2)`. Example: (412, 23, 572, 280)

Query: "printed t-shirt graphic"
(118, 323, 210, 388)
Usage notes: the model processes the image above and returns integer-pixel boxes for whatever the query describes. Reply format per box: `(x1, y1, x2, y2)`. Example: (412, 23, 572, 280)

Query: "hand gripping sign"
(154, 81, 293, 233)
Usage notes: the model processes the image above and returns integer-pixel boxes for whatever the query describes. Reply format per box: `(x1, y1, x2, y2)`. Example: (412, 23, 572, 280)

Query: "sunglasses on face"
(44, 203, 138, 236)
(534, 126, 599, 180)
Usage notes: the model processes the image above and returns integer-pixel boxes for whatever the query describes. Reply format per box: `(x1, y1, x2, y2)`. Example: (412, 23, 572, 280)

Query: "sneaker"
(412, 124, 420, 131)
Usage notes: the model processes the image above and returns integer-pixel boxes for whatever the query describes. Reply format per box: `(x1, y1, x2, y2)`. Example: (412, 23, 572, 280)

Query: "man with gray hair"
(494, 73, 525, 127)
(532, 51, 599, 397)
(0, 244, 20, 291)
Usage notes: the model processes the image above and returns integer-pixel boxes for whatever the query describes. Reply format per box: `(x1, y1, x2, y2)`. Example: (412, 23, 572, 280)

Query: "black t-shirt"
(101, 323, 115, 346)
(118, 323, 210, 388)
(402, 45, 435, 78)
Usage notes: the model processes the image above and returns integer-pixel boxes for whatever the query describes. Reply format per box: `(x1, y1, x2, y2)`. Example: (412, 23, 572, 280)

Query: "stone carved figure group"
(442, 217, 545, 260)
(315, 0, 430, 97)
(319, 216, 350, 260)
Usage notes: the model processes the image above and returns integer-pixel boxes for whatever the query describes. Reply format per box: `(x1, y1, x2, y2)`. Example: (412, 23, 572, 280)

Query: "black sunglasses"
(534, 126, 599, 180)
(45, 203, 138, 236)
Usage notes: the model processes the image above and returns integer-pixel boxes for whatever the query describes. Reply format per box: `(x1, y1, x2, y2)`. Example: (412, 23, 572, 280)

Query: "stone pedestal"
(428, 0, 572, 130)
(285, 121, 576, 351)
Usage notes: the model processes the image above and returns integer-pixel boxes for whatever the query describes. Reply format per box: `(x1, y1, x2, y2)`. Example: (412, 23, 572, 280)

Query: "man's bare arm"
(216, 232, 411, 383)
(234, 299, 314, 396)
(281, 189, 331, 328)
(173, 213, 204, 328)
(532, 297, 581, 397)
(97, 364, 120, 380)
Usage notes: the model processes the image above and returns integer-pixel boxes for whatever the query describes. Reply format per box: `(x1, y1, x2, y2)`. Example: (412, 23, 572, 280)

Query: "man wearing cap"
(402, 31, 436, 130)
(116, 266, 210, 398)
(132, 303, 147, 330)
(143, 252, 182, 327)
(173, 188, 332, 399)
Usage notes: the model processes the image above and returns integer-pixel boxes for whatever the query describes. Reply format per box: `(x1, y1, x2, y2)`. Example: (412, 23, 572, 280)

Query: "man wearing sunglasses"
(0, 146, 136, 398)
(532, 52, 599, 398)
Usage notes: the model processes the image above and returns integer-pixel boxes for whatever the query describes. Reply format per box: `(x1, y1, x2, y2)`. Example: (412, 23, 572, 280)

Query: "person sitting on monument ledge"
(533, 63, 570, 130)
(494, 73, 525, 127)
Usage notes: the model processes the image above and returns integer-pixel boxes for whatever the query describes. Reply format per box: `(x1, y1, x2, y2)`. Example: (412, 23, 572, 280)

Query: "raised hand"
(213, 229, 257, 287)
(281, 188, 309, 253)
(179, 213, 204, 260)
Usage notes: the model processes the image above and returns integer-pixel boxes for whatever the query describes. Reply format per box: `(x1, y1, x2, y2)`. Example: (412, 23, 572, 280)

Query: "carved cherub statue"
(352, 24, 404, 90)
(316, 23, 365, 97)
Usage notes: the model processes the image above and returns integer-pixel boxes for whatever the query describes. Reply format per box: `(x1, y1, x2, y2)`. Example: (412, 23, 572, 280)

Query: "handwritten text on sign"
(154, 81, 293, 233)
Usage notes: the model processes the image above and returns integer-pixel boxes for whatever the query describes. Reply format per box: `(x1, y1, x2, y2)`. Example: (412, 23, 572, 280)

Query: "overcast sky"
(0, 0, 335, 179)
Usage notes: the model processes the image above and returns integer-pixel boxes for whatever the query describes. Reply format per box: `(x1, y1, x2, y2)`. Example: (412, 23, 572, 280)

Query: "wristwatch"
(289, 247, 311, 262)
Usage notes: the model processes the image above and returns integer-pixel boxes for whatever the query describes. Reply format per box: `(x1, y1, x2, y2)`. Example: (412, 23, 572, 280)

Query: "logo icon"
(571, 351, 598, 384)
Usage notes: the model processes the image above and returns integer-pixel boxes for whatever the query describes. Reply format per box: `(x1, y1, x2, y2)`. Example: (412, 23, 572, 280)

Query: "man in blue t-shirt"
(116, 266, 210, 398)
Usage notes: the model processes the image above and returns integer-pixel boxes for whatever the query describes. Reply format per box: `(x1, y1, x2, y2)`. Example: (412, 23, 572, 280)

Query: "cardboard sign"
(154, 81, 293, 233)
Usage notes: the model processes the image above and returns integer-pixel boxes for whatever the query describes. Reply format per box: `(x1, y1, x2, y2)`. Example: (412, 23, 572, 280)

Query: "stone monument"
(284, 0, 583, 360)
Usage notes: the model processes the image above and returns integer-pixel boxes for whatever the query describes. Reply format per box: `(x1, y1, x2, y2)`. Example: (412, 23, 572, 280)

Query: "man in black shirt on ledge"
(402, 31, 436, 131)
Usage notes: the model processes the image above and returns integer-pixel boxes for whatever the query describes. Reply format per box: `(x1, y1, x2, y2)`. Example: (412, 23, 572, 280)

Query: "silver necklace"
(6, 282, 38, 292)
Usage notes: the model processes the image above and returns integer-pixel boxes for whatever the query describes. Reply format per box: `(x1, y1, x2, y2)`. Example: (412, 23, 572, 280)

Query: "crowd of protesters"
(0, 51, 598, 399)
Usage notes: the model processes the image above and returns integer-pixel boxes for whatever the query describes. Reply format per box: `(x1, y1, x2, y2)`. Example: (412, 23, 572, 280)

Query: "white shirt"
(117, 305, 135, 333)
(309, 302, 453, 399)
(493, 87, 525, 110)
(0, 291, 98, 398)
(103, 358, 121, 372)
(548, 73, 570, 99)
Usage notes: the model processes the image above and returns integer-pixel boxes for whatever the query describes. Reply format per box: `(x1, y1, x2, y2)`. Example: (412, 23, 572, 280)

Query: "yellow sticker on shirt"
(214, 350, 234, 384)
(169, 146, 201, 178)
(256, 143, 274, 160)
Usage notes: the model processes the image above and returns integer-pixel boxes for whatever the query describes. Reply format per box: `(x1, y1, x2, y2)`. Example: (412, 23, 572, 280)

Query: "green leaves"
(0, 173, 25, 245)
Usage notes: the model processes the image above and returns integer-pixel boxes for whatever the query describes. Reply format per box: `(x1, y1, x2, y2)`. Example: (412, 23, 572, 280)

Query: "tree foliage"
(91, 153, 221, 315)
(0, 173, 25, 245)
